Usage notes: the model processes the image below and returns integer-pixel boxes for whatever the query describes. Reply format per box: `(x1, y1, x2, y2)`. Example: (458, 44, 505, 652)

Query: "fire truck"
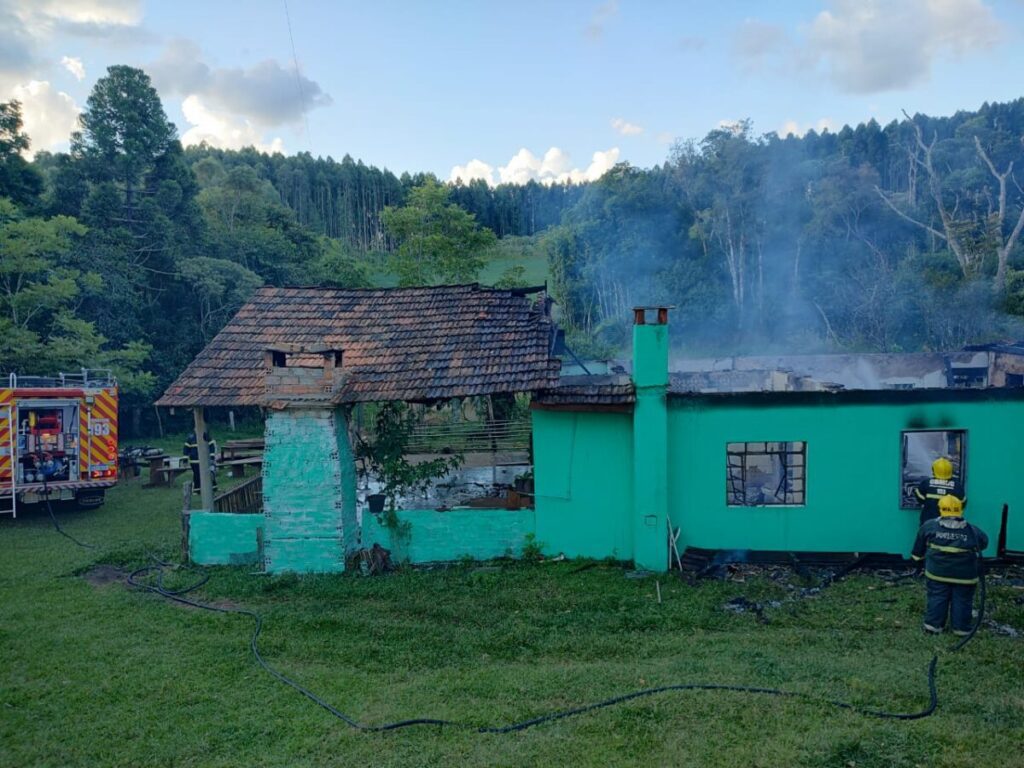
(0, 370, 119, 517)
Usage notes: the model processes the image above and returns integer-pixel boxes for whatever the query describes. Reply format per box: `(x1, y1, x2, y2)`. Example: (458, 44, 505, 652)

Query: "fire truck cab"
(0, 370, 119, 517)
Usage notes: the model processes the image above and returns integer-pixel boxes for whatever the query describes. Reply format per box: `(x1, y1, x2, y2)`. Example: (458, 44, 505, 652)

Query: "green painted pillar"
(632, 309, 670, 572)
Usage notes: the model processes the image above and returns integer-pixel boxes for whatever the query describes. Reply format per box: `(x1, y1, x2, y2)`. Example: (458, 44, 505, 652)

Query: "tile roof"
(533, 374, 636, 406)
(157, 285, 561, 407)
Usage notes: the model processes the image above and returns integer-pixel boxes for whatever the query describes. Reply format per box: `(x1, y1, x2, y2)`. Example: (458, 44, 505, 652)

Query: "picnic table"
(144, 454, 191, 488)
(219, 438, 264, 463)
(220, 455, 264, 478)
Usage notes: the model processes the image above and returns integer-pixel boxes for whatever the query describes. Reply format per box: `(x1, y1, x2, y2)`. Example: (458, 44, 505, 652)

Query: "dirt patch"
(82, 565, 127, 587)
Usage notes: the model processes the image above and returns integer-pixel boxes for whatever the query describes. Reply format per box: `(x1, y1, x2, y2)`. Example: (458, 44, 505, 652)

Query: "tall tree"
(382, 179, 495, 285)
(70, 66, 176, 211)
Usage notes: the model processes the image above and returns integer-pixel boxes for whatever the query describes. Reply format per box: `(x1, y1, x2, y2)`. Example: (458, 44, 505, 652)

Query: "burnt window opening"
(726, 441, 806, 506)
(900, 430, 966, 509)
(950, 367, 987, 388)
(1007, 373, 1024, 388)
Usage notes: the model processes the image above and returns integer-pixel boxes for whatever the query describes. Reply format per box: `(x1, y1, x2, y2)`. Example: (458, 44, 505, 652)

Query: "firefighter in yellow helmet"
(911, 495, 988, 635)
(913, 456, 966, 527)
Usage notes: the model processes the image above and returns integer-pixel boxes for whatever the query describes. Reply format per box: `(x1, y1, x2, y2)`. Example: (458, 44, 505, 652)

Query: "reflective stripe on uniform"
(911, 554, 924, 561)
(924, 570, 979, 585)
(928, 543, 972, 554)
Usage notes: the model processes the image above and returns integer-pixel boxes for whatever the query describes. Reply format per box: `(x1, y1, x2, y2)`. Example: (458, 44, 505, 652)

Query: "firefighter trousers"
(924, 579, 975, 634)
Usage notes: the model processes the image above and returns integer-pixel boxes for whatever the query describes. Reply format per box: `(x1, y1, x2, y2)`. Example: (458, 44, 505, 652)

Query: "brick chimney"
(263, 345, 344, 401)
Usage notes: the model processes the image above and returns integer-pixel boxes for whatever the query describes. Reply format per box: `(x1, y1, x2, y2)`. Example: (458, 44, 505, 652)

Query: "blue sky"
(3, 1, 1024, 183)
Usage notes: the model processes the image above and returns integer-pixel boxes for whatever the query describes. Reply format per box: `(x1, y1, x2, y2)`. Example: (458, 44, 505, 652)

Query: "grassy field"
(367, 235, 550, 289)
(1, 469, 1022, 767)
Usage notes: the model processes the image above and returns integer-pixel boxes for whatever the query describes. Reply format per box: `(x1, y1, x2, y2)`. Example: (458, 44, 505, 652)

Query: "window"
(726, 442, 806, 506)
(900, 430, 966, 508)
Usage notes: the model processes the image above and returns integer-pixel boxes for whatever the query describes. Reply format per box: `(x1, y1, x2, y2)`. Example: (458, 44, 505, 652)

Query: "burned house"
(162, 290, 1024, 573)
(531, 312, 1024, 570)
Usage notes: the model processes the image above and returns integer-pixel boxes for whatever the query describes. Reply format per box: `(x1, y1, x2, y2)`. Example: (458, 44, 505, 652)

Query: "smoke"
(557, 116, 1024, 363)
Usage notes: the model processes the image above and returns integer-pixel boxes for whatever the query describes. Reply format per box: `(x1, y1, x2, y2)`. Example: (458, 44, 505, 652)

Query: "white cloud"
(29, 0, 141, 27)
(0, 0, 145, 90)
(11, 80, 80, 156)
(450, 159, 496, 185)
(611, 117, 644, 136)
(179, 94, 285, 154)
(656, 131, 675, 145)
(735, 0, 1003, 94)
(778, 117, 836, 138)
(150, 39, 331, 128)
(61, 56, 85, 81)
(451, 146, 620, 186)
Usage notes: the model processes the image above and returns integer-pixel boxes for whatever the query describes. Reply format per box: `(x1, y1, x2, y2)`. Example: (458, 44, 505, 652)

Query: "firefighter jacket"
(911, 517, 988, 585)
(914, 477, 966, 522)
(183, 432, 215, 465)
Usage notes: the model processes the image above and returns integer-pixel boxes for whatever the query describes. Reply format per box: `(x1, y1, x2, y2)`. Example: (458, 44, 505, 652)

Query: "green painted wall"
(262, 407, 358, 574)
(533, 410, 634, 560)
(188, 512, 263, 566)
(362, 508, 535, 563)
(668, 396, 1024, 556)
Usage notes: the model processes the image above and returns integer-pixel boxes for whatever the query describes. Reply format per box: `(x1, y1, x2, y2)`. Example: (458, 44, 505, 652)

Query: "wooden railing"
(213, 475, 262, 514)
(404, 418, 532, 453)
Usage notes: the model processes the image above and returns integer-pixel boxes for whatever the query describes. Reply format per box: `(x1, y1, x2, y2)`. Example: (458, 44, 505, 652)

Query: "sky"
(3, 0, 1024, 185)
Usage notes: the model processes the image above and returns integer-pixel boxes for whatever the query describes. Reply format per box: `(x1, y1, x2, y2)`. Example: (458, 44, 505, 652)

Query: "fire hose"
(123, 560, 987, 733)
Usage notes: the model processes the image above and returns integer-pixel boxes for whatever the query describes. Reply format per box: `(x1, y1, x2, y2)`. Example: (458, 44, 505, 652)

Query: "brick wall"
(262, 407, 358, 573)
(188, 512, 263, 565)
(362, 508, 536, 563)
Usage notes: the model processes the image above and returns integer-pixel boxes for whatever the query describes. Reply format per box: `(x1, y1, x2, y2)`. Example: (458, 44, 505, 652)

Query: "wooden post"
(486, 395, 497, 487)
(193, 407, 215, 512)
(228, 410, 236, 432)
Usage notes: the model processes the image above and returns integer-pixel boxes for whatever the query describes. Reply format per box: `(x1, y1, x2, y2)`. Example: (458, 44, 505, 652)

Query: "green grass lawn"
(1, 475, 1022, 767)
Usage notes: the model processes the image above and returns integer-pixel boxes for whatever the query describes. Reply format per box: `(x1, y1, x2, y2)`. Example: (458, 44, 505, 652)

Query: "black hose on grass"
(42, 481, 95, 550)
(126, 562, 989, 732)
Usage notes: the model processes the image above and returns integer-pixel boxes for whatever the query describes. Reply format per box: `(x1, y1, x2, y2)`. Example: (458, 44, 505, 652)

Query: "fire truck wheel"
(74, 489, 106, 510)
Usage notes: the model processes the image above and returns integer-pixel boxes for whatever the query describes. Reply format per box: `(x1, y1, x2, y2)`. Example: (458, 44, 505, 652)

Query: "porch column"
(632, 307, 670, 572)
(193, 407, 215, 511)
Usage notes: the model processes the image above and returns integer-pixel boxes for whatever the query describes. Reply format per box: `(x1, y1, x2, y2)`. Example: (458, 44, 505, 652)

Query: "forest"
(3, 65, 1024, 434)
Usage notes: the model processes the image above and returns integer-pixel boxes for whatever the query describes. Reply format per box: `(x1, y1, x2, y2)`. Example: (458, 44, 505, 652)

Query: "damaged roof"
(157, 284, 561, 407)
(533, 374, 636, 407)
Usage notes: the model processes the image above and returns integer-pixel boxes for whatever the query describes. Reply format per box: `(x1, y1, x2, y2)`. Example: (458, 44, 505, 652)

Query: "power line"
(283, 0, 313, 153)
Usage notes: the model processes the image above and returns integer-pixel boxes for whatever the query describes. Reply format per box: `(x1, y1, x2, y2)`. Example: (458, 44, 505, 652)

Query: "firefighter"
(184, 430, 218, 494)
(911, 495, 987, 635)
(913, 456, 966, 526)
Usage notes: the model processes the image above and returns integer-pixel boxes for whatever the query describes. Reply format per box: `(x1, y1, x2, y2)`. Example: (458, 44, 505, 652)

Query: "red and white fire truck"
(0, 370, 119, 517)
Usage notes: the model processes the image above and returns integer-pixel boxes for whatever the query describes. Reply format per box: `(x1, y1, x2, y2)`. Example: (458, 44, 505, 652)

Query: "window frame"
(899, 429, 967, 510)
(725, 440, 807, 507)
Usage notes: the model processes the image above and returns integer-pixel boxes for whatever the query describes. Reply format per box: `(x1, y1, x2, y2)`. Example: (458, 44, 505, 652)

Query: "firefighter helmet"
(932, 457, 954, 480)
(938, 495, 963, 517)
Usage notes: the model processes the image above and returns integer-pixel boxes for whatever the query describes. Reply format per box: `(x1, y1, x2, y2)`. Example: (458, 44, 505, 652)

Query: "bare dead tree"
(973, 135, 1024, 291)
(875, 114, 972, 276)
(877, 111, 1024, 291)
